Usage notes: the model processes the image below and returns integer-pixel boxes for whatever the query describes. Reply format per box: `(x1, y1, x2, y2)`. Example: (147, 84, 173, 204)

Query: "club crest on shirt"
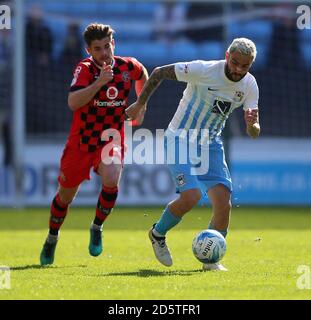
(233, 91, 244, 102)
(107, 86, 119, 100)
(122, 71, 130, 82)
(176, 174, 186, 186)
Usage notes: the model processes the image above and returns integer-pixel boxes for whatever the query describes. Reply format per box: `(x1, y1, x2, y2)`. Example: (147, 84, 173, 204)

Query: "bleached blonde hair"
(227, 38, 257, 61)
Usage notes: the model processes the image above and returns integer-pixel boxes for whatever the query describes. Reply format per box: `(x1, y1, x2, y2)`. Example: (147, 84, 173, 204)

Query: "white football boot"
(202, 262, 228, 271)
(148, 227, 173, 267)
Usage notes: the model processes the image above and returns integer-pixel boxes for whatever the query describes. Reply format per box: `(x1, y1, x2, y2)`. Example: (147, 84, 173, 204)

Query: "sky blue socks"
(154, 206, 182, 236)
(208, 222, 228, 238)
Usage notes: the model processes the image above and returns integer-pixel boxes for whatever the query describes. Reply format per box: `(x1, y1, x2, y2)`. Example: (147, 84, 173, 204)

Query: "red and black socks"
(93, 186, 118, 226)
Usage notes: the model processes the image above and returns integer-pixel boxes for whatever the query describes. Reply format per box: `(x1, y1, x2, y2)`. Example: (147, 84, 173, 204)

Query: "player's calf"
(49, 193, 70, 235)
(40, 193, 70, 266)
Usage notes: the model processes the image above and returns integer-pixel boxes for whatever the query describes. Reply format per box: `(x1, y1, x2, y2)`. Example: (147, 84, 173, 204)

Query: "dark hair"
(83, 23, 114, 46)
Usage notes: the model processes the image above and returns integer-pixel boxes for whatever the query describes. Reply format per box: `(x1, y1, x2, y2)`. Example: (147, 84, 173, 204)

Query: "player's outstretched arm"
(137, 64, 177, 105)
(126, 64, 177, 120)
(244, 108, 260, 138)
(133, 66, 149, 125)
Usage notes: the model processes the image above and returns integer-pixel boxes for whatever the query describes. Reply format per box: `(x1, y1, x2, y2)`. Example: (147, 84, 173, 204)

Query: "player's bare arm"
(133, 67, 149, 125)
(244, 108, 260, 138)
(137, 64, 177, 105)
(126, 64, 176, 120)
(68, 63, 114, 111)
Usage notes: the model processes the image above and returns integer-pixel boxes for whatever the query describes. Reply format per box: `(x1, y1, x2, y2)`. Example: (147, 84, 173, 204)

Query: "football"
(192, 229, 227, 264)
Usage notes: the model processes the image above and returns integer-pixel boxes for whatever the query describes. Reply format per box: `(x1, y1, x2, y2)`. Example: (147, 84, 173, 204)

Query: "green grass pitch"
(0, 206, 311, 300)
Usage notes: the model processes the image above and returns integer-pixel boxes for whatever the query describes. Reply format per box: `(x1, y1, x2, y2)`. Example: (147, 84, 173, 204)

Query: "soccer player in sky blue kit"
(126, 38, 260, 271)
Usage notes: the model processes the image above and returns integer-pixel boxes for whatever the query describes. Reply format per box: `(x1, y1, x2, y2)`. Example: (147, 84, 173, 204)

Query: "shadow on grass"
(101, 269, 203, 278)
(10, 264, 88, 271)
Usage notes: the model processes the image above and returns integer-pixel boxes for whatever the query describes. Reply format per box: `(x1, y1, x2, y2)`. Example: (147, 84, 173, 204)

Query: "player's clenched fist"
(98, 62, 114, 85)
(244, 108, 259, 126)
(125, 101, 144, 120)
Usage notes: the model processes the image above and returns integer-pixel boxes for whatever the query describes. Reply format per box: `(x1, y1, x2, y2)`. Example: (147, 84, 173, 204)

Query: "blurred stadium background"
(1, 0, 311, 207)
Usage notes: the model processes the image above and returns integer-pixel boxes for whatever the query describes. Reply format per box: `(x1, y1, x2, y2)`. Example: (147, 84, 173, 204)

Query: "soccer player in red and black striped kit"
(40, 23, 148, 265)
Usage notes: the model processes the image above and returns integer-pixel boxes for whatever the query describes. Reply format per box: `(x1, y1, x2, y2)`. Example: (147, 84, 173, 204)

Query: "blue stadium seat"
(40, 1, 70, 14)
(167, 40, 199, 63)
(299, 29, 311, 43)
(45, 17, 67, 58)
(101, 2, 130, 15)
(70, 3, 100, 16)
(251, 42, 269, 70)
(116, 41, 167, 66)
(114, 22, 153, 41)
(228, 20, 273, 42)
(199, 41, 224, 61)
(301, 41, 311, 66)
(131, 2, 159, 16)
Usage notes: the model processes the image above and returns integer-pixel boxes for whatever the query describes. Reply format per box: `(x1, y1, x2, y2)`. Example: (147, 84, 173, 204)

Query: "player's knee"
(102, 178, 119, 188)
(58, 195, 73, 205)
(58, 187, 78, 205)
(180, 189, 201, 210)
(100, 165, 121, 187)
(211, 186, 231, 212)
(58, 193, 75, 205)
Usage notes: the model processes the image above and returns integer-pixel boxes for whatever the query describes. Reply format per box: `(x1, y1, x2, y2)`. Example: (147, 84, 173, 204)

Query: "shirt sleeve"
(243, 76, 259, 110)
(129, 57, 144, 80)
(174, 60, 206, 84)
(70, 63, 92, 92)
